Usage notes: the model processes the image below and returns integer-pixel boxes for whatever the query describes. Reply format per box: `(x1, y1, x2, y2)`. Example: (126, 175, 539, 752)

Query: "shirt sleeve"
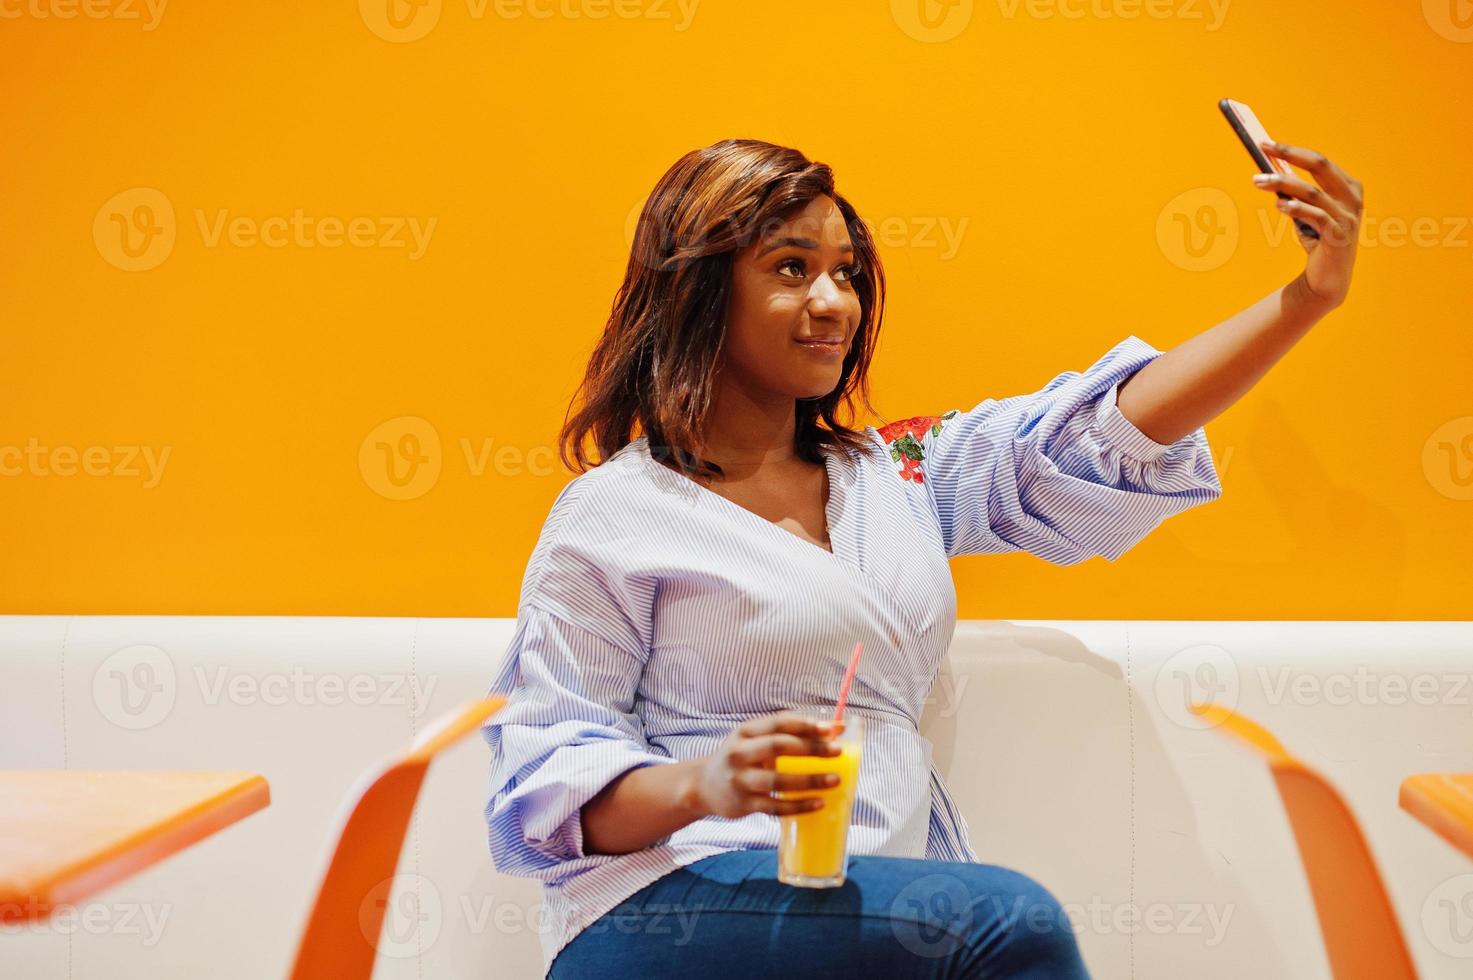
(481, 600, 676, 878)
(882, 334, 1224, 564)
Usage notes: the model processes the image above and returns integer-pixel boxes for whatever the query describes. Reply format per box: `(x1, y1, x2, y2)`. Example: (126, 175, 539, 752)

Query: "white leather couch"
(2, 617, 1471, 979)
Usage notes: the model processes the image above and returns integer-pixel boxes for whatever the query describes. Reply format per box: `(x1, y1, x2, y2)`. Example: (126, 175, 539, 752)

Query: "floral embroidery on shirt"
(876, 410, 960, 484)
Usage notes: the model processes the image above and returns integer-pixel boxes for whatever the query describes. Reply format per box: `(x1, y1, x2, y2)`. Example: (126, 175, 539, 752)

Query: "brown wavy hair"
(558, 138, 887, 480)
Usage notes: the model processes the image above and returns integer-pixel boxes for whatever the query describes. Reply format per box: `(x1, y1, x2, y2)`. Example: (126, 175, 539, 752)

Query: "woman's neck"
(700, 375, 800, 467)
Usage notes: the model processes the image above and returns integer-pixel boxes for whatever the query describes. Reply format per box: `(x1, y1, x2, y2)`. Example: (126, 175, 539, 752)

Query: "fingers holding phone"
(1219, 98, 1364, 310)
(1219, 97, 1321, 241)
(1256, 141, 1364, 248)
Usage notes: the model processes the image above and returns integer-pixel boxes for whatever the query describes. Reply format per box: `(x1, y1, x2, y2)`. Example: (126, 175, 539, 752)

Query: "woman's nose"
(807, 273, 843, 312)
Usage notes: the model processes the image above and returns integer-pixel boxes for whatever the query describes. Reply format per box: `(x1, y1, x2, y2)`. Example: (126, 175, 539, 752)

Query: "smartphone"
(1218, 97, 1319, 240)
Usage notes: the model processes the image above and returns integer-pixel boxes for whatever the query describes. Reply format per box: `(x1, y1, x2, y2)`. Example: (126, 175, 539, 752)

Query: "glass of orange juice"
(773, 709, 863, 888)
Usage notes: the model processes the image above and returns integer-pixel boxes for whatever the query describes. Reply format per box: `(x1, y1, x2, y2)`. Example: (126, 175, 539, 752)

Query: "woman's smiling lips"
(795, 335, 845, 357)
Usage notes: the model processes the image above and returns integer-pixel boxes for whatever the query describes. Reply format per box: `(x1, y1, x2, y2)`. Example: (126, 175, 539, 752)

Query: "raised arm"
(880, 335, 1224, 564)
(1117, 140, 1364, 443)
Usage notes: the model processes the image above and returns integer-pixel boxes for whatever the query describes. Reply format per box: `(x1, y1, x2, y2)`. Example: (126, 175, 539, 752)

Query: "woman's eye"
(775, 258, 864, 282)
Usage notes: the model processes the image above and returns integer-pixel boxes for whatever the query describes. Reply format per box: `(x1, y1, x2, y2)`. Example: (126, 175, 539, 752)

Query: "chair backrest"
(287, 697, 505, 980)
(1191, 701, 1418, 980)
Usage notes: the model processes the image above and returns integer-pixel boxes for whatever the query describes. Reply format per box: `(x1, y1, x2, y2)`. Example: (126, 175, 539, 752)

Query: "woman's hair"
(558, 138, 887, 480)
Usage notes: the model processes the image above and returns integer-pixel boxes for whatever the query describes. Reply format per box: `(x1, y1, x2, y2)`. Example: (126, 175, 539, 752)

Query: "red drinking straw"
(833, 640, 864, 729)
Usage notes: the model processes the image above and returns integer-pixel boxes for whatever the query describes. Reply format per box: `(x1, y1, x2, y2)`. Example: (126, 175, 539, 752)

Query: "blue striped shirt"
(481, 334, 1224, 973)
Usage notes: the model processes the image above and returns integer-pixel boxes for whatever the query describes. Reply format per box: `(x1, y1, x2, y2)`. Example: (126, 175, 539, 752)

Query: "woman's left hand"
(1254, 141, 1364, 313)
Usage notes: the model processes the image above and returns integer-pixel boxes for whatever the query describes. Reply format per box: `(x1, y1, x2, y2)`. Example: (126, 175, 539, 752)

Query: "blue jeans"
(548, 849, 1091, 978)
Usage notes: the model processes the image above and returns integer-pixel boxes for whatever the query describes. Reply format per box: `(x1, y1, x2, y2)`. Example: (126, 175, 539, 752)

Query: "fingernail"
(1252, 174, 1271, 185)
(826, 774, 840, 786)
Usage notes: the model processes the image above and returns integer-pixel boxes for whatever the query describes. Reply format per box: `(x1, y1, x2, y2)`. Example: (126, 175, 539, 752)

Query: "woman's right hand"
(694, 712, 843, 819)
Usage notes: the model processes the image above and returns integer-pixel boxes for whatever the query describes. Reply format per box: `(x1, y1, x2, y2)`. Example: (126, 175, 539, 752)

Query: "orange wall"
(2, 1, 1469, 619)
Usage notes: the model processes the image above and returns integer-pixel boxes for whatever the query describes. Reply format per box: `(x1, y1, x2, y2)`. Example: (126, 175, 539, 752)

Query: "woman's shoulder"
(833, 418, 966, 491)
(537, 440, 654, 539)
(516, 442, 662, 631)
(868, 412, 963, 486)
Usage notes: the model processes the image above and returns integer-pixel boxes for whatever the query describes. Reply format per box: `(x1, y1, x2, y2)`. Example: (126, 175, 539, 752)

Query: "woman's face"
(720, 194, 863, 403)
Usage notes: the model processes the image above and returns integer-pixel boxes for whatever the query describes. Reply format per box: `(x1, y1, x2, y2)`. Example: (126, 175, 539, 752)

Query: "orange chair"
(288, 697, 505, 980)
(1189, 701, 1418, 980)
